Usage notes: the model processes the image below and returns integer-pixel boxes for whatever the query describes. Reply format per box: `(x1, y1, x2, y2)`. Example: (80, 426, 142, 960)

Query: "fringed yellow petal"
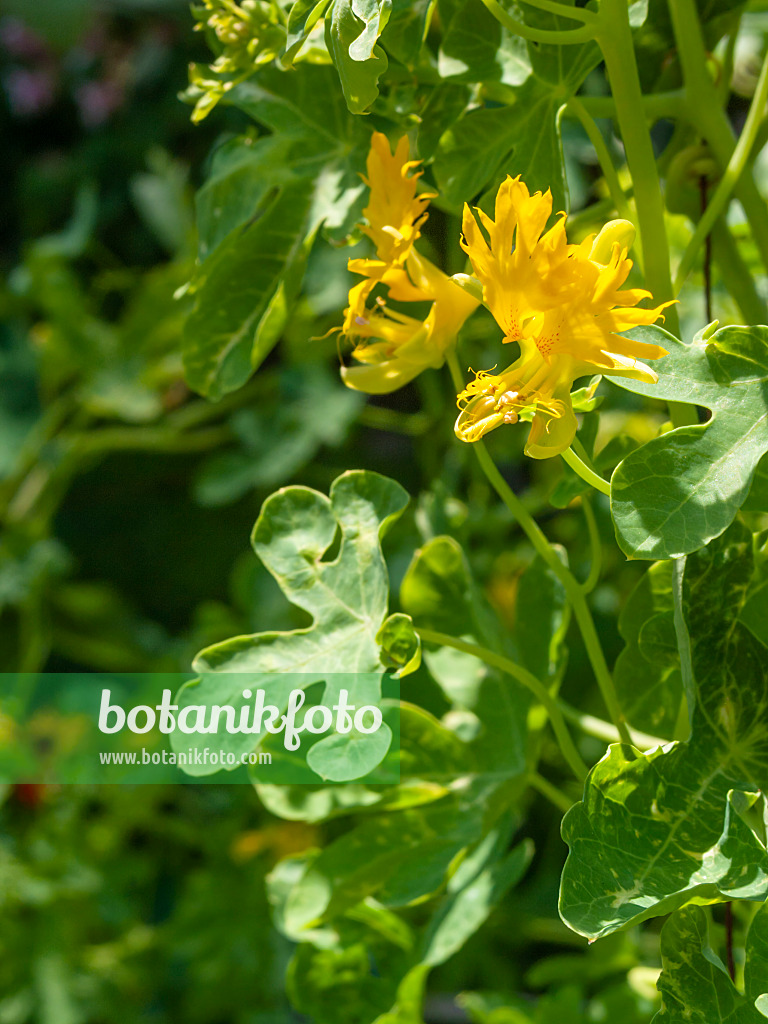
(461, 177, 576, 342)
(340, 134, 481, 396)
(361, 131, 434, 266)
(454, 181, 671, 458)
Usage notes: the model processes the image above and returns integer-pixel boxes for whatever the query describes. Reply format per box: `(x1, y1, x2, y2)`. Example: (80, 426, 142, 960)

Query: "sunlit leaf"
(610, 325, 768, 559)
(171, 471, 408, 780)
(613, 560, 685, 739)
(560, 522, 768, 939)
(325, 0, 391, 113)
(654, 903, 768, 1023)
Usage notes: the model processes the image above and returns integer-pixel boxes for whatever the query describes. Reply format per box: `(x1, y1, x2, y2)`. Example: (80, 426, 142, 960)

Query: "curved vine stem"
(580, 495, 602, 595)
(595, 0, 700, 434)
(595, 0, 678, 332)
(446, 349, 631, 746)
(472, 442, 632, 745)
(415, 627, 589, 781)
(561, 446, 611, 497)
(516, 0, 598, 23)
(556, 701, 665, 750)
(718, 18, 741, 107)
(529, 772, 574, 813)
(674, 46, 768, 293)
(477, 0, 596, 44)
(578, 91, 685, 122)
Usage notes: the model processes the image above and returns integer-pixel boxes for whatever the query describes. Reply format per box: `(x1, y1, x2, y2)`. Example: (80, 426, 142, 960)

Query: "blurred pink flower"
(74, 78, 124, 128)
(0, 17, 49, 60)
(3, 67, 57, 116)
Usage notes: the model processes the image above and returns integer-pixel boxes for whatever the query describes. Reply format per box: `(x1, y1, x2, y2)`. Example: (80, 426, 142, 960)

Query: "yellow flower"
(460, 177, 575, 342)
(342, 249, 479, 393)
(456, 178, 671, 458)
(341, 133, 479, 394)
(360, 132, 434, 268)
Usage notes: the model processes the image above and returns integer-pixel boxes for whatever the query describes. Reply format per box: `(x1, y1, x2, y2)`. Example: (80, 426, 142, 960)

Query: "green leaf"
(277, 812, 530, 1024)
(306, 722, 394, 782)
(744, 453, 768, 513)
(613, 560, 685, 739)
(742, 577, 768, 649)
(325, 0, 391, 113)
(515, 550, 568, 683)
(420, 838, 533, 966)
(183, 182, 313, 401)
(194, 135, 311, 261)
(433, 79, 569, 213)
(654, 903, 768, 1023)
(432, 1, 600, 211)
(281, 786, 491, 931)
(33, 183, 98, 261)
(416, 83, 473, 161)
(437, 0, 531, 85)
(287, 938, 410, 1024)
(610, 325, 768, 559)
(228, 66, 370, 239)
(560, 521, 768, 939)
(183, 64, 372, 399)
(522, 1, 600, 87)
(379, 0, 435, 67)
(283, 0, 333, 64)
(254, 701, 472, 823)
(374, 964, 430, 1024)
(275, 888, 417, 1024)
(171, 471, 408, 777)
(346, 0, 392, 59)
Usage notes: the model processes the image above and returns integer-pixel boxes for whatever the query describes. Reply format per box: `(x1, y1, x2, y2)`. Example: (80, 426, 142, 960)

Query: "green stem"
(596, 0, 696, 429)
(561, 446, 611, 496)
(580, 495, 602, 595)
(18, 599, 50, 675)
(670, 0, 768, 273)
(517, 0, 598, 22)
(595, 0, 678, 333)
(477, 0, 595, 43)
(529, 772, 574, 813)
(567, 96, 634, 227)
(578, 91, 686, 122)
(358, 407, 433, 436)
(472, 441, 632, 745)
(446, 348, 465, 393)
(74, 425, 233, 456)
(415, 626, 589, 781)
(710, 218, 768, 324)
(675, 47, 768, 293)
(556, 701, 665, 750)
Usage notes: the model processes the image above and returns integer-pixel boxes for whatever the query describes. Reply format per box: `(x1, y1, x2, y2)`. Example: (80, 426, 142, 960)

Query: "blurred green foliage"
(2, 0, 768, 1022)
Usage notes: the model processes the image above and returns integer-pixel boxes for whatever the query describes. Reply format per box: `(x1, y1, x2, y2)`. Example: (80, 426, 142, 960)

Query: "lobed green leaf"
(610, 324, 768, 559)
(560, 521, 768, 939)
